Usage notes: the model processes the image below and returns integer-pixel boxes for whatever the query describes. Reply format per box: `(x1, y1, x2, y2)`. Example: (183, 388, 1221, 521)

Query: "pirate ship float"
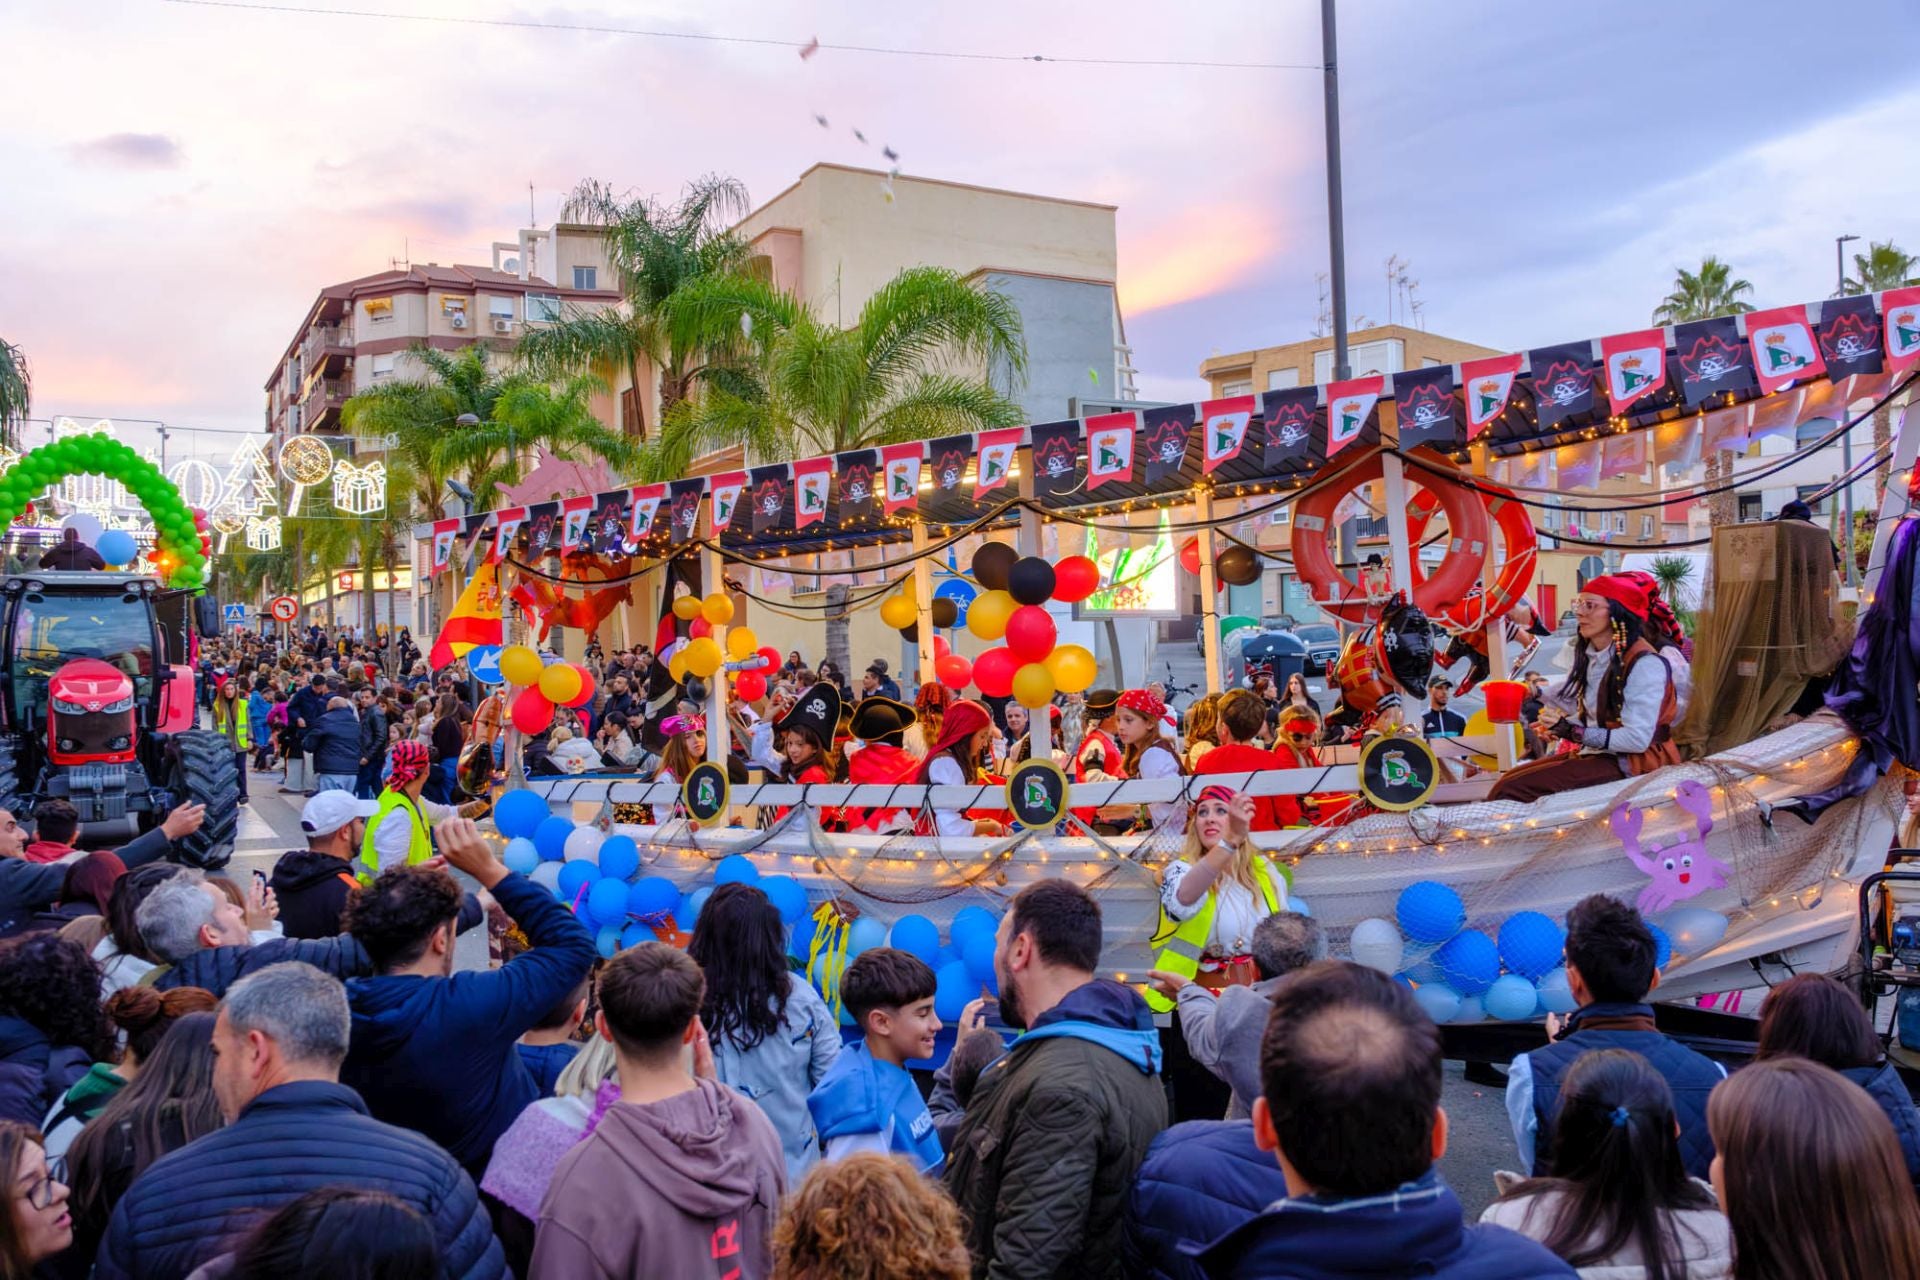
(473, 291, 1920, 1024)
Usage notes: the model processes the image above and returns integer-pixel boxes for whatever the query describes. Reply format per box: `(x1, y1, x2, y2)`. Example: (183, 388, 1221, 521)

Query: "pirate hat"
(849, 696, 916, 745)
(775, 681, 842, 747)
(1083, 688, 1120, 718)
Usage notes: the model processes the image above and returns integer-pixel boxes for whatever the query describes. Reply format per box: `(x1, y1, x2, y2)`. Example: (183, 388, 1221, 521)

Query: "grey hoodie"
(531, 1077, 786, 1280)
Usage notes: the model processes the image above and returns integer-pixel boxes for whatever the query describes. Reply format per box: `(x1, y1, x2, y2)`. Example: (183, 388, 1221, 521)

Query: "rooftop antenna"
(529, 182, 536, 226)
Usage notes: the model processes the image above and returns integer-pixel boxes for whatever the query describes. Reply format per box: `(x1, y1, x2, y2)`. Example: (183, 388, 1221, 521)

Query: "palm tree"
(1838, 240, 1917, 499)
(1649, 554, 1697, 633)
(1652, 257, 1758, 527)
(0, 339, 30, 452)
(515, 174, 755, 438)
(652, 266, 1029, 672)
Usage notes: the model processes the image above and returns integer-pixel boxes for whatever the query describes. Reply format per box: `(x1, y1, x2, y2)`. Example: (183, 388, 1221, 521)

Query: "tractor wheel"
(0, 735, 31, 825)
(169, 730, 240, 869)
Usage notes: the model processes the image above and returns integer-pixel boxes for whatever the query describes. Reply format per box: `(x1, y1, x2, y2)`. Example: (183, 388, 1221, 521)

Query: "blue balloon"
(948, 906, 998, 948)
(598, 836, 640, 883)
(847, 916, 887, 956)
(1648, 923, 1672, 971)
(627, 876, 679, 922)
(759, 874, 810, 926)
(502, 837, 540, 876)
(1450, 995, 1485, 1024)
(962, 932, 997, 985)
(789, 915, 818, 962)
(1535, 967, 1578, 1015)
(1288, 896, 1312, 918)
(933, 945, 959, 971)
(935, 578, 977, 626)
(714, 855, 760, 887)
(1432, 930, 1500, 997)
(594, 925, 622, 959)
(889, 914, 941, 964)
(620, 922, 652, 951)
(533, 816, 575, 863)
(98, 529, 138, 566)
(1657, 907, 1728, 956)
(1411, 982, 1462, 1024)
(1485, 974, 1539, 1021)
(1397, 881, 1466, 945)
(934, 960, 975, 1022)
(557, 860, 600, 904)
(679, 886, 713, 927)
(588, 877, 630, 928)
(1403, 959, 1443, 986)
(1497, 911, 1566, 980)
(495, 790, 550, 841)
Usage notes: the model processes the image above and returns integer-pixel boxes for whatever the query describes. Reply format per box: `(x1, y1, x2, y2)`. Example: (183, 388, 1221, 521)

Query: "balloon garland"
(0, 434, 208, 589)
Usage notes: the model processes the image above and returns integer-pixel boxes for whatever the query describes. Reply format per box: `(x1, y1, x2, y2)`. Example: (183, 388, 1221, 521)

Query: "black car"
(1293, 622, 1341, 676)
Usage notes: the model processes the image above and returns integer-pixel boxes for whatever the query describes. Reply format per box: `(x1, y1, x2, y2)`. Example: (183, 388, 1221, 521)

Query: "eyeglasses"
(1572, 598, 1608, 613)
(19, 1176, 57, 1210)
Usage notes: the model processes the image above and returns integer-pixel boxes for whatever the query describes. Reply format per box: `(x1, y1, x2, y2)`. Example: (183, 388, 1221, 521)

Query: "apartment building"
(1199, 324, 1502, 397)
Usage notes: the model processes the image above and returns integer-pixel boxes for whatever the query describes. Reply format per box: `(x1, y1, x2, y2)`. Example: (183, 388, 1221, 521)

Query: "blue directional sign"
(466, 644, 504, 685)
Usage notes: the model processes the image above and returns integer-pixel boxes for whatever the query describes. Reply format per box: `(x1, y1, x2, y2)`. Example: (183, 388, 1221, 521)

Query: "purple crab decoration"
(1609, 780, 1731, 915)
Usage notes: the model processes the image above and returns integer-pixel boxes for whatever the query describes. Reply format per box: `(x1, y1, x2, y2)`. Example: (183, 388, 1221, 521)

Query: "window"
(289, 405, 301, 431)
(1221, 379, 1253, 397)
(1266, 368, 1300, 391)
(1420, 356, 1443, 367)
(363, 297, 393, 323)
(1612, 513, 1627, 534)
(440, 296, 468, 318)
(572, 266, 597, 290)
(1737, 492, 1763, 522)
(370, 354, 396, 380)
(1313, 338, 1404, 383)
(488, 297, 515, 319)
(1640, 515, 1654, 538)
(526, 294, 562, 323)
(1795, 484, 1830, 516)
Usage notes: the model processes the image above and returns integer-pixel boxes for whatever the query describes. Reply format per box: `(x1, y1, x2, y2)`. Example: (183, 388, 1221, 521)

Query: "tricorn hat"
(1083, 687, 1120, 718)
(848, 696, 916, 745)
(775, 681, 842, 746)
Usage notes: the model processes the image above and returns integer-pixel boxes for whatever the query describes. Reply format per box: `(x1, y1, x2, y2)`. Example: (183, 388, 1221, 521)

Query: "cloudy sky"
(5, 0, 1918, 460)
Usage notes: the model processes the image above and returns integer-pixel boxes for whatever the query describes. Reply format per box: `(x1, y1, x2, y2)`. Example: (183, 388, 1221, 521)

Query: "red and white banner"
(793, 456, 833, 528)
(1461, 354, 1522, 440)
(1746, 305, 1825, 395)
(1199, 395, 1255, 473)
(1554, 441, 1599, 491)
(1883, 286, 1920, 374)
(1600, 431, 1646, 481)
(973, 428, 1022, 498)
(709, 471, 747, 532)
(1325, 376, 1381, 459)
(1085, 411, 1137, 490)
(1600, 329, 1668, 416)
(429, 519, 459, 577)
(628, 484, 665, 543)
(559, 496, 593, 552)
(490, 508, 525, 564)
(880, 444, 921, 514)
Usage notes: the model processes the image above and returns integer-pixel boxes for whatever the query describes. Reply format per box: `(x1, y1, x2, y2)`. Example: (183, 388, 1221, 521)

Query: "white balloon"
(563, 825, 605, 865)
(62, 513, 103, 543)
(1348, 917, 1406, 975)
(529, 861, 564, 894)
(1658, 908, 1730, 956)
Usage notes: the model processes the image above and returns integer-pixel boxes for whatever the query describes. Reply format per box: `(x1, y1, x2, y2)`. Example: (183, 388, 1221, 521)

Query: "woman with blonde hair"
(772, 1152, 968, 1280)
(1141, 786, 1288, 1013)
(649, 715, 704, 823)
(1182, 694, 1221, 770)
(481, 1033, 619, 1276)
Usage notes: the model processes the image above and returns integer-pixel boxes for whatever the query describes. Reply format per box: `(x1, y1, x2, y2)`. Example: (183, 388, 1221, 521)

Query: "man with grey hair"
(305, 693, 364, 795)
(134, 868, 374, 997)
(1148, 910, 1325, 1119)
(96, 962, 505, 1280)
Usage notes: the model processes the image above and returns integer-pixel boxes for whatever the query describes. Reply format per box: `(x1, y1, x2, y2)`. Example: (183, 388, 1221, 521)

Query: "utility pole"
(1322, 0, 1349, 385)
(1836, 233, 1860, 587)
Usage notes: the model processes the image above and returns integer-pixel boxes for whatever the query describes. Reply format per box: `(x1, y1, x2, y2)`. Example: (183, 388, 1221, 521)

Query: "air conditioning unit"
(450, 313, 467, 329)
(492, 317, 513, 335)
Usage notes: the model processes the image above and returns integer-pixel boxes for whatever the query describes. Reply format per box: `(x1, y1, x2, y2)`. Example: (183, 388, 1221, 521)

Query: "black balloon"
(972, 542, 1018, 592)
(900, 622, 920, 644)
(683, 676, 709, 703)
(1007, 555, 1056, 605)
(931, 598, 958, 628)
(1215, 544, 1261, 586)
(1373, 599, 1436, 696)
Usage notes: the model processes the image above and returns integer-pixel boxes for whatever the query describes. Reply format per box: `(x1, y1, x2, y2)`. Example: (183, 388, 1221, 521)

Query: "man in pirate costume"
(1488, 575, 1680, 804)
(1074, 689, 1123, 783)
(843, 697, 920, 833)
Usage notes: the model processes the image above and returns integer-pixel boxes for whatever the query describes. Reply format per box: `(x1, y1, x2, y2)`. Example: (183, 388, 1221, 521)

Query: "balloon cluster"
(810, 904, 1002, 1023)
(0, 435, 206, 588)
(950, 544, 1098, 707)
(662, 592, 777, 703)
(498, 645, 595, 736)
(1176, 536, 1263, 589)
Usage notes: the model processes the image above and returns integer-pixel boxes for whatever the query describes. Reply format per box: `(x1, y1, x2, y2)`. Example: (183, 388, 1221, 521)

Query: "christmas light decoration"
(331, 459, 387, 515)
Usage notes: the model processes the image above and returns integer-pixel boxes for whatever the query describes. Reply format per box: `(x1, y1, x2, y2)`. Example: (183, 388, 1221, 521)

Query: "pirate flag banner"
(793, 456, 832, 529)
(1882, 286, 1920, 374)
(1653, 419, 1702, 478)
(1818, 295, 1884, 379)
(522, 502, 560, 559)
(668, 479, 706, 544)
(589, 491, 629, 556)
(1085, 411, 1137, 491)
(1601, 430, 1646, 481)
(1259, 387, 1317, 468)
(1142, 404, 1196, 485)
(429, 519, 459, 577)
(629, 484, 666, 544)
(1600, 328, 1669, 416)
(1324, 376, 1381, 460)
(491, 508, 526, 564)
(1390, 367, 1457, 452)
(709, 472, 747, 533)
(1745, 305, 1825, 395)
(880, 443, 922, 514)
(836, 449, 877, 523)
(559, 496, 593, 552)
(748, 464, 790, 535)
(457, 512, 491, 569)
(1671, 316, 1754, 409)
(1027, 420, 1083, 500)
(974, 428, 1022, 499)
(1460, 353, 1521, 440)
(1528, 341, 1599, 430)
(927, 435, 973, 502)
(1554, 440, 1599, 491)
(1199, 395, 1255, 473)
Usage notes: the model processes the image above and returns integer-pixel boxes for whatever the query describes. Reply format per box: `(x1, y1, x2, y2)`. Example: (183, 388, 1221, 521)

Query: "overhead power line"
(157, 0, 1316, 70)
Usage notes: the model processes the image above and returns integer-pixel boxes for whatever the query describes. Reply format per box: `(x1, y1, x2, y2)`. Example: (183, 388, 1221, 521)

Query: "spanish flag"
(428, 561, 503, 669)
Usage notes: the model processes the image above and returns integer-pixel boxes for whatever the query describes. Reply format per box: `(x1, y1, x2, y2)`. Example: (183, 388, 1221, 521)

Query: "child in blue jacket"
(807, 947, 945, 1172)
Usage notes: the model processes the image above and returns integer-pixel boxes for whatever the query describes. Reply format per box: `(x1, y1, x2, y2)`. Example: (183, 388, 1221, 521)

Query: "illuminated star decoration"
(330, 460, 387, 516)
(244, 516, 282, 551)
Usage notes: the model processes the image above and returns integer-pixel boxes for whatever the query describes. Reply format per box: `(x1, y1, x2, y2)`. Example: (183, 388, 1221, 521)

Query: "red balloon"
(1053, 555, 1100, 603)
(935, 653, 973, 690)
(972, 647, 1018, 698)
(565, 664, 595, 708)
(511, 687, 555, 735)
(689, 618, 712, 639)
(1179, 537, 1201, 575)
(933, 635, 952, 659)
(734, 670, 767, 702)
(1004, 605, 1056, 663)
(756, 645, 782, 674)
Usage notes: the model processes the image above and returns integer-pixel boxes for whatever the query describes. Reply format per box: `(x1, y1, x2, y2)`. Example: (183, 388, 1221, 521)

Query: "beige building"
(1200, 323, 1503, 398)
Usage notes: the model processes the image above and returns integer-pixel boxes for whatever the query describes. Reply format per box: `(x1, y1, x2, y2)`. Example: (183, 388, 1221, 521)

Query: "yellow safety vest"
(359, 789, 432, 883)
(1146, 856, 1289, 1013)
(214, 699, 249, 752)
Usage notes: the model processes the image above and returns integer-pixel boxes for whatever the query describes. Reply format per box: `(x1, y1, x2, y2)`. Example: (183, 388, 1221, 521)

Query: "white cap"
(300, 791, 381, 837)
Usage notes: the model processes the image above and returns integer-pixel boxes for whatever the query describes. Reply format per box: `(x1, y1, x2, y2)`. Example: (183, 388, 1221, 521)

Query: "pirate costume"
(914, 699, 996, 838)
(1118, 688, 1186, 834)
(774, 682, 844, 827)
(843, 697, 919, 833)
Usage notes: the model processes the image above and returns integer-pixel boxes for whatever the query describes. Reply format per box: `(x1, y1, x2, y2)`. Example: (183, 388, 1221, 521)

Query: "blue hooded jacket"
(808, 1042, 944, 1172)
(1017, 977, 1164, 1073)
(1123, 1120, 1290, 1280)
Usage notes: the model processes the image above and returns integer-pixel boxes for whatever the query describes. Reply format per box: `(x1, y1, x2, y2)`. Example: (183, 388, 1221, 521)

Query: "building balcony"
(301, 378, 349, 433)
(299, 324, 354, 394)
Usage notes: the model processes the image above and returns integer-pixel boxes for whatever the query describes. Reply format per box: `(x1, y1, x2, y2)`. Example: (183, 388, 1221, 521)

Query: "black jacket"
(267, 851, 362, 940)
(95, 1080, 504, 1280)
(1123, 1121, 1291, 1280)
(1845, 1061, 1920, 1195)
(152, 934, 373, 997)
(0, 1013, 89, 1128)
(304, 707, 362, 775)
(359, 706, 388, 763)
(286, 685, 327, 733)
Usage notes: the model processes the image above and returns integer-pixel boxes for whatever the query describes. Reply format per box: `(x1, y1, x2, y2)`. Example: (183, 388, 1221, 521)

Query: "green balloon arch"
(0, 434, 207, 589)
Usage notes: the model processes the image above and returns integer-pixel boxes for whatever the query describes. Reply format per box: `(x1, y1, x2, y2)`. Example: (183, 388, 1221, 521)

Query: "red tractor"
(0, 570, 238, 866)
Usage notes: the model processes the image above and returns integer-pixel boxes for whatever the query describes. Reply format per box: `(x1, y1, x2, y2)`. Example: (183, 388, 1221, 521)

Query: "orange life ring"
(1290, 451, 1491, 624)
(1404, 482, 1537, 628)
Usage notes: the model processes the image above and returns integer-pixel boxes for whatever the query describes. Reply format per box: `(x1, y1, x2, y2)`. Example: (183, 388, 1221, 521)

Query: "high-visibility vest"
(214, 699, 249, 752)
(359, 788, 432, 883)
(1146, 856, 1288, 1013)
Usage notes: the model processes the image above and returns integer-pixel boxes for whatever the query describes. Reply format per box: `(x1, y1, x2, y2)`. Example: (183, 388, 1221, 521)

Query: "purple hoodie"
(531, 1078, 786, 1279)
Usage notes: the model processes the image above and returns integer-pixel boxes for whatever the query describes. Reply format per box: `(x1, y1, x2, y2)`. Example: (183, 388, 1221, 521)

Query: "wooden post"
(1380, 451, 1417, 600)
(1195, 486, 1223, 695)
(1016, 445, 1051, 762)
(702, 519, 727, 767)
(911, 521, 935, 687)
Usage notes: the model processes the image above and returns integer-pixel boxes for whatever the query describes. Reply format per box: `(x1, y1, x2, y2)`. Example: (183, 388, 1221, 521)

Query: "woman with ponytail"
(39, 986, 215, 1164)
(1482, 1049, 1729, 1279)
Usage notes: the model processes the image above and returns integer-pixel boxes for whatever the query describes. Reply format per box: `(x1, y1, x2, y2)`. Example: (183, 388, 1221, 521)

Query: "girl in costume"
(843, 699, 920, 833)
(774, 682, 844, 828)
(913, 699, 1006, 838)
(1619, 569, 1694, 721)
(1111, 687, 1186, 833)
(650, 715, 704, 824)
(1143, 785, 1289, 1012)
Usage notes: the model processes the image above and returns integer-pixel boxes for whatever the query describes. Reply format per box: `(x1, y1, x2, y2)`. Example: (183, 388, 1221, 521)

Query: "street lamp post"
(1836, 233, 1860, 586)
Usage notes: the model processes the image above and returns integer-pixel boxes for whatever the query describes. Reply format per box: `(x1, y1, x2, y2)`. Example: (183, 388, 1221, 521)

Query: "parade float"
(423, 291, 1920, 1032)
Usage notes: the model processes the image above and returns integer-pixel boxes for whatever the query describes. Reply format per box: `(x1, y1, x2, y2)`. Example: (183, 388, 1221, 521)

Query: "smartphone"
(252, 869, 268, 890)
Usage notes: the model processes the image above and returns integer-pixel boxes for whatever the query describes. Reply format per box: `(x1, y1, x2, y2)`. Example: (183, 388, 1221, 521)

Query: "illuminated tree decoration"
(331, 459, 386, 515)
(244, 515, 282, 551)
(278, 436, 335, 515)
(217, 435, 279, 516)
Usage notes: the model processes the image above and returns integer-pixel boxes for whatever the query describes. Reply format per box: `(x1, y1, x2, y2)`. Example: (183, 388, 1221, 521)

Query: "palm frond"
(860, 374, 1026, 447)
(0, 339, 29, 452)
(857, 267, 1028, 398)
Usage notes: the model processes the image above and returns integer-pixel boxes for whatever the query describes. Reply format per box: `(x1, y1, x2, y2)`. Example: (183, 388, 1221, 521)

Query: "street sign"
(269, 596, 299, 623)
(466, 644, 503, 685)
(221, 604, 248, 628)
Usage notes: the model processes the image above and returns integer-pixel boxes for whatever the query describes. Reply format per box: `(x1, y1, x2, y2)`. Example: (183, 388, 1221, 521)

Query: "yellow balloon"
(672, 594, 702, 621)
(668, 650, 691, 682)
(538, 662, 582, 705)
(1045, 643, 1098, 694)
(701, 593, 735, 625)
(879, 593, 918, 630)
(967, 589, 1016, 642)
(499, 645, 543, 687)
(684, 636, 724, 679)
(1011, 661, 1056, 709)
(726, 627, 760, 661)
